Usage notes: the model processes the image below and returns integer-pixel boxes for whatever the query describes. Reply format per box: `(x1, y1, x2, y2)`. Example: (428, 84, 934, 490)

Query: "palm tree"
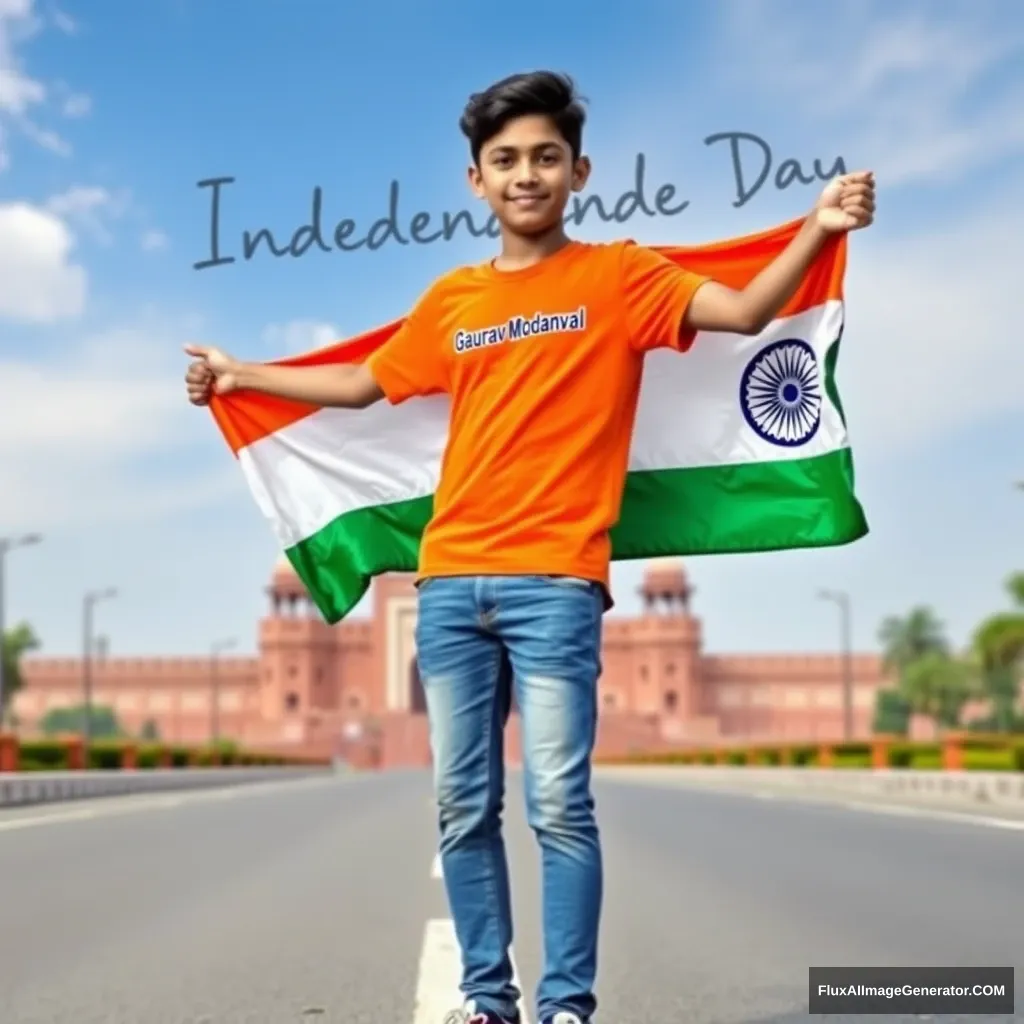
(877, 606, 949, 674)
(1, 622, 40, 727)
(1004, 571, 1024, 609)
(876, 607, 969, 729)
(970, 572, 1024, 731)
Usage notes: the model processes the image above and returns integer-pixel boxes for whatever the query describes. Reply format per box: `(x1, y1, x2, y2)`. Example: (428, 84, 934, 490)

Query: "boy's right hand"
(183, 343, 240, 405)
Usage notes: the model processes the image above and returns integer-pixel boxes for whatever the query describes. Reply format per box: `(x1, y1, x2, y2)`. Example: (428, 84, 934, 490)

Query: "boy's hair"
(459, 71, 587, 165)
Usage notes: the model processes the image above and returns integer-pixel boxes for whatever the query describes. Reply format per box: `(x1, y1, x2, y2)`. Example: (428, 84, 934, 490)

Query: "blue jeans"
(416, 574, 604, 1023)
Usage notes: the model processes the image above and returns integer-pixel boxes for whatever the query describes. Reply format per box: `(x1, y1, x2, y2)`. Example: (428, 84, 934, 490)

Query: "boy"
(184, 71, 875, 1024)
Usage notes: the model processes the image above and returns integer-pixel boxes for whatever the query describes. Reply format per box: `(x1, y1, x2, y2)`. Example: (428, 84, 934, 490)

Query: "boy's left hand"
(813, 171, 875, 233)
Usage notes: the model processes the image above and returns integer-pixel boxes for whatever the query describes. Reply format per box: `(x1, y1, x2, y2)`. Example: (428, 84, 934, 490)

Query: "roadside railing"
(594, 733, 1024, 772)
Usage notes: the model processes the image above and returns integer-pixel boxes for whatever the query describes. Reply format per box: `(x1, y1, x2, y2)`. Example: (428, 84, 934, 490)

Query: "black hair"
(459, 71, 587, 165)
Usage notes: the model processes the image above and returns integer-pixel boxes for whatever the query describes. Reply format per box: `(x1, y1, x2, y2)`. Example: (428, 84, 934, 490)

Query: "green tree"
(900, 651, 976, 729)
(872, 688, 911, 735)
(39, 704, 123, 738)
(877, 606, 949, 674)
(139, 718, 160, 741)
(1, 622, 40, 726)
(970, 572, 1024, 731)
(876, 607, 978, 730)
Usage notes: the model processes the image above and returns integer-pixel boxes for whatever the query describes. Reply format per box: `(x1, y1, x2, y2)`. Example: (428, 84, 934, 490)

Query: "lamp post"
(210, 638, 236, 745)
(82, 588, 117, 747)
(819, 588, 854, 741)
(0, 533, 43, 728)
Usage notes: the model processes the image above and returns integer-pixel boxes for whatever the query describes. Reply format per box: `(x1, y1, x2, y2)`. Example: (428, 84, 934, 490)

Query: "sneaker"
(543, 1014, 587, 1024)
(442, 1000, 519, 1024)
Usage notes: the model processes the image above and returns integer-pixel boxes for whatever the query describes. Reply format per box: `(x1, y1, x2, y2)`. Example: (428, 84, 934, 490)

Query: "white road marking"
(412, 918, 530, 1024)
(423, 851, 529, 1022)
(0, 772, 340, 835)
(510, 947, 529, 1023)
(834, 796, 1024, 832)
(607, 775, 1024, 834)
(0, 806, 99, 831)
(412, 918, 463, 1024)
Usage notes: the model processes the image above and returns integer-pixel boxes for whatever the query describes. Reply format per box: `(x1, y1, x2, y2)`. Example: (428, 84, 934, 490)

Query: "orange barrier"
(594, 733, 1024, 772)
(0, 733, 330, 772)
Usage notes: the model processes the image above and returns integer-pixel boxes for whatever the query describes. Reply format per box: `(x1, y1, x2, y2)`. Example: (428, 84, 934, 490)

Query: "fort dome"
(639, 557, 692, 610)
(268, 554, 307, 602)
(272, 554, 299, 580)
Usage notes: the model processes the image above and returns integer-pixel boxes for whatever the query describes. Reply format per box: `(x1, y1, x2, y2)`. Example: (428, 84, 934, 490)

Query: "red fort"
(14, 558, 889, 766)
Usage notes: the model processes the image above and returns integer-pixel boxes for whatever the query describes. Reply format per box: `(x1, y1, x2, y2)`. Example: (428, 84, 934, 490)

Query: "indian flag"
(210, 216, 867, 624)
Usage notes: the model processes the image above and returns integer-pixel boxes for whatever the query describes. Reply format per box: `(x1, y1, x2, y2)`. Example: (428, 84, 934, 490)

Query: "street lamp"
(209, 638, 236, 744)
(82, 587, 117, 747)
(0, 533, 43, 728)
(818, 588, 854, 741)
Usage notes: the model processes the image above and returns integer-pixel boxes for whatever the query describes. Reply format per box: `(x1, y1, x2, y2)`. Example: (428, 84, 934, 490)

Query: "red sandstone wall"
(16, 656, 261, 744)
(698, 653, 889, 740)
(335, 621, 377, 714)
(12, 570, 922, 762)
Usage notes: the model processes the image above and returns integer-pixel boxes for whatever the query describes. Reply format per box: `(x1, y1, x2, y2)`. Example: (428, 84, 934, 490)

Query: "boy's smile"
(468, 113, 591, 239)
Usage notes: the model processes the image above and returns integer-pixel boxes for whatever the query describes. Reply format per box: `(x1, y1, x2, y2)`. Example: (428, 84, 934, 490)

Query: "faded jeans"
(416, 574, 604, 1022)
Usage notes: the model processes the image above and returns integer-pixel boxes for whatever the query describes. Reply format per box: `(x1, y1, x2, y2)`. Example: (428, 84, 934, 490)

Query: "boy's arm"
(682, 216, 831, 336)
(684, 171, 875, 337)
(183, 345, 386, 408)
(184, 283, 448, 409)
(234, 361, 384, 408)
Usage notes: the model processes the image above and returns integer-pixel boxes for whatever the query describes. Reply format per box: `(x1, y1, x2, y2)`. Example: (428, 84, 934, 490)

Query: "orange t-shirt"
(366, 239, 710, 598)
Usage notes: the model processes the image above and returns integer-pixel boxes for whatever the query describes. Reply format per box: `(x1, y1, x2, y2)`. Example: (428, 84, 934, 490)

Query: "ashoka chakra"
(739, 338, 822, 447)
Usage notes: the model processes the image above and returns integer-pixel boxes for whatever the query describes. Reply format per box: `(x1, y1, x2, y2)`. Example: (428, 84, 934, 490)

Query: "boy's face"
(468, 114, 591, 237)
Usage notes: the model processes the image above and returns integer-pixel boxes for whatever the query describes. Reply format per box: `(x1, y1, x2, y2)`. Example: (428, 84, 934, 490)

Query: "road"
(0, 769, 1020, 1023)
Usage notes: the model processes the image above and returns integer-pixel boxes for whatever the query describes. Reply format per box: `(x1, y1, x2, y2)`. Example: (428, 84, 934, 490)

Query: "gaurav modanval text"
(193, 132, 845, 271)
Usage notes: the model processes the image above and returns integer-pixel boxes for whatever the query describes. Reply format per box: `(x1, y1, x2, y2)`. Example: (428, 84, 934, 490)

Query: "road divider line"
(602, 774, 1024, 833)
(834, 797, 1024, 831)
(412, 918, 463, 1024)
(0, 806, 99, 832)
(0, 771, 343, 835)
(412, 918, 530, 1024)
(424, 851, 530, 1022)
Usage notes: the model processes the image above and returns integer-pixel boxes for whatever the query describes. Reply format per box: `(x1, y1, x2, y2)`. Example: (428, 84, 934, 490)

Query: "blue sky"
(1, 0, 1023, 660)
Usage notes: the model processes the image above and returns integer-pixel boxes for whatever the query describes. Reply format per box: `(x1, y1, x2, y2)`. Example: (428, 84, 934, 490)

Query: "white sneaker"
(443, 999, 519, 1024)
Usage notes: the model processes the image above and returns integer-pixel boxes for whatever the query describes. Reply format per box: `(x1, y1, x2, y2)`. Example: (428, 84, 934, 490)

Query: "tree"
(876, 607, 978, 731)
(39, 704, 123, 738)
(1, 622, 40, 726)
(900, 651, 976, 730)
(970, 572, 1024, 731)
(877, 606, 949, 674)
(872, 688, 911, 735)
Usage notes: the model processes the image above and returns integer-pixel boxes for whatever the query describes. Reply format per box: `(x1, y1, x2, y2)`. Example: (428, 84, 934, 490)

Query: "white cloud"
(0, 0, 42, 116)
(46, 185, 112, 218)
(0, 0, 89, 168)
(0, 200, 85, 321)
(714, 0, 1024, 188)
(261, 319, 339, 355)
(140, 228, 168, 251)
(838, 191, 1024, 457)
(45, 184, 127, 243)
(50, 7, 75, 34)
(0, 318, 240, 533)
(61, 91, 90, 118)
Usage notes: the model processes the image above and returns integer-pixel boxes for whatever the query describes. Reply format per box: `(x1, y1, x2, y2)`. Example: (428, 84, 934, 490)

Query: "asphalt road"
(0, 769, 1020, 1024)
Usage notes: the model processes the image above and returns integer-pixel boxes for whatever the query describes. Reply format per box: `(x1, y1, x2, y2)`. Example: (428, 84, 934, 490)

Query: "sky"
(1, 0, 1023, 661)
